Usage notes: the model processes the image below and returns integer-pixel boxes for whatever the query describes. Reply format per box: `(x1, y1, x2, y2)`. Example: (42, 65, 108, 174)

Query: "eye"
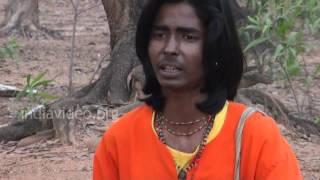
(151, 31, 166, 40)
(182, 34, 198, 41)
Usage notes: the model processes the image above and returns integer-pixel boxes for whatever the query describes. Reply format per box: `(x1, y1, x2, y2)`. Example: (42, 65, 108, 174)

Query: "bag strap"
(234, 107, 257, 180)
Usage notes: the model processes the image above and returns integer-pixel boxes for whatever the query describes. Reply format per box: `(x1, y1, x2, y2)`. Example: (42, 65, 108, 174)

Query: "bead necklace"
(157, 113, 209, 136)
(155, 112, 214, 180)
(158, 112, 209, 125)
(163, 120, 208, 136)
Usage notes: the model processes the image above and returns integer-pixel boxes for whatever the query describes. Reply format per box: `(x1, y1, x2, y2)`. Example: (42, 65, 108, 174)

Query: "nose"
(164, 36, 178, 55)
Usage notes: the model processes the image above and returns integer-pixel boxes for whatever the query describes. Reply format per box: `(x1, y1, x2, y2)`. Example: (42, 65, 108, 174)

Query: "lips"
(160, 65, 181, 73)
(158, 62, 183, 77)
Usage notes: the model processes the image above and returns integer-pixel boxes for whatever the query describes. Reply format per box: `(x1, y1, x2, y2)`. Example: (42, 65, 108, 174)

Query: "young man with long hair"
(93, 0, 302, 179)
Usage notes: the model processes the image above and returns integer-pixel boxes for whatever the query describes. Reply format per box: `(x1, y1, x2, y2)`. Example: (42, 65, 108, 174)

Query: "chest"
(118, 139, 238, 180)
(162, 128, 207, 153)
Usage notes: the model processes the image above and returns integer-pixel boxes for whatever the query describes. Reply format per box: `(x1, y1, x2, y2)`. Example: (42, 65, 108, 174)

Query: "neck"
(161, 87, 208, 123)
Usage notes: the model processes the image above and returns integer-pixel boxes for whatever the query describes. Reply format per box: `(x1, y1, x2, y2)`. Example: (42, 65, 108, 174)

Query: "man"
(93, 0, 302, 179)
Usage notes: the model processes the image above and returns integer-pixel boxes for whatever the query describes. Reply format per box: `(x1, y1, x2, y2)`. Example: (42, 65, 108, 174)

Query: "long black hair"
(135, 0, 244, 115)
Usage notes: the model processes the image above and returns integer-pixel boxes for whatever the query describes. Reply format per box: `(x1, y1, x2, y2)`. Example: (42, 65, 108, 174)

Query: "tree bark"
(0, 0, 61, 38)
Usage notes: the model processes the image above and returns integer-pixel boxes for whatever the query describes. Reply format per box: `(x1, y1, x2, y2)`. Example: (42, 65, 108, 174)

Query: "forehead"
(154, 2, 203, 29)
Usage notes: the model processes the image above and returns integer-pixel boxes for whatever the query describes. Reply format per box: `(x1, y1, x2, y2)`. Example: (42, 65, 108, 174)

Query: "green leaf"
(275, 18, 288, 39)
(3, 47, 13, 58)
(310, 19, 320, 34)
(314, 18, 320, 27)
(315, 117, 320, 126)
(262, 17, 272, 34)
(307, 0, 317, 9)
(287, 32, 298, 46)
(245, 25, 261, 31)
(304, 76, 313, 87)
(15, 91, 27, 100)
(273, 44, 285, 60)
(0, 49, 5, 59)
(244, 37, 269, 52)
(315, 64, 320, 77)
(288, 47, 297, 57)
(285, 57, 300, 76)
(17, 72, 54, 103)
(32, 79, 53, 89)
(0, 39, 20, 59)
(248, 16, 259, 25)
(26, 75, 31, 87)
(31, 72, 46, 86)
(37, 92, 58, 101)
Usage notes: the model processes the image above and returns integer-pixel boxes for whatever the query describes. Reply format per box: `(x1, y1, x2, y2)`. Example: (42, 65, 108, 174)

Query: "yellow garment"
(151, 101, 229, 173)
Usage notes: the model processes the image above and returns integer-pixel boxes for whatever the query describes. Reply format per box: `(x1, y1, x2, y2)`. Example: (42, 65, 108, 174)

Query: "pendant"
(178, 170, 187, 180)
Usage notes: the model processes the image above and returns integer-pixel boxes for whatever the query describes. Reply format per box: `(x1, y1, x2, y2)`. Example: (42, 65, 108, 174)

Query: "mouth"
(157, 63, 183, 78)
(160, 65, 182, 73)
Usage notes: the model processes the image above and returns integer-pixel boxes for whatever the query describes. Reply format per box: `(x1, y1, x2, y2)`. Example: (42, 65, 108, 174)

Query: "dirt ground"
(0, 0, 319, 179)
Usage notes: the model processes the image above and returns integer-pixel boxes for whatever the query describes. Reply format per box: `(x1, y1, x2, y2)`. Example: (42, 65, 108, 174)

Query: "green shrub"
(0, 39, 20, 60)
(16, 72, 58, 102)
(240, 0, 320, 77)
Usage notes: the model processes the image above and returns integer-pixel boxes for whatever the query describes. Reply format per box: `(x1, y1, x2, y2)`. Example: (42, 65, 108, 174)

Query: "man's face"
(148, 2, 206, 92)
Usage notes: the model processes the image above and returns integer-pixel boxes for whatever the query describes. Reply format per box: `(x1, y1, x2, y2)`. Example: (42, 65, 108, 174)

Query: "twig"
(89, 54, 109, 84)
(260, 48, 271, 69)
(301, 56, 314, 118)
(68, 0, 80, 95)
(252, 46, 263, 73)
(276, 60, 302, 117)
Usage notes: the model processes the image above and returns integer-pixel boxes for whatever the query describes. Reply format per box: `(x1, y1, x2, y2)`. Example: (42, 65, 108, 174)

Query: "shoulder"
(243, 106, 283, 145)
(94, 104, 153, 162)
(241, 109, 302, 179)
(102, 103, 153, 141)
(245, 109, 281, 141)
(224, 103, 301, 178)
(227, 101, 280, 139)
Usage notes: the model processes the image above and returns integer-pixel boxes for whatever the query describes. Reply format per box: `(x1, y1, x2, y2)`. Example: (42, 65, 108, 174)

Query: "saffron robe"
(93, 102, 302, 180)
(154, 101, 229, 173)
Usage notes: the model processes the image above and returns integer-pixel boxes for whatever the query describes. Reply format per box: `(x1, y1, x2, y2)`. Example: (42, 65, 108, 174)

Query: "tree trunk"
(0, 0, 61, 38)
(0, 0, 142, 143)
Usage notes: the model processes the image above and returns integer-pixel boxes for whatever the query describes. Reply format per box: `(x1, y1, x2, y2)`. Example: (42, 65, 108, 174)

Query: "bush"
(0, 39, 20, 60)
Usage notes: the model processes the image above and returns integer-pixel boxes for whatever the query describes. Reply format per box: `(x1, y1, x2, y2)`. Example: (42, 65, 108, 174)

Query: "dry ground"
(0, 0, 319, 179)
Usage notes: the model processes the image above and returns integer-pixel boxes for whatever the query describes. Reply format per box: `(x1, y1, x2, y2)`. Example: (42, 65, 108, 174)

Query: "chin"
(159, 80, 189, 91)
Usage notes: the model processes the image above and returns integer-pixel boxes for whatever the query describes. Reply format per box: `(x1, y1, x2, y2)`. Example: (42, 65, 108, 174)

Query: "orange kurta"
(93, 102, 302, 180)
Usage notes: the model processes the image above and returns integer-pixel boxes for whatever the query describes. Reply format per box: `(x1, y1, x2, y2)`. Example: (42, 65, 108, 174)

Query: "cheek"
(185, 45, 203, 64)
(148, 39, 163, 52)
(148, 44, 158, 69)
(183, 45, 204, 75)
(148, 42, 158, 60)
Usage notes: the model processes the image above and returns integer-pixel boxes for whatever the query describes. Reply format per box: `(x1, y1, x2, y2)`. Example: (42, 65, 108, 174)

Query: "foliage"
(315, 117, 320, 126)
(304, 0, 320, 35)
(304, 64, 320, 87)
(0, 39, 20, 60)
(16, 72, 58, 103)
(15, 72, 57, 120)
(240, 0, 320, 77)
(239, 0, 320, 115)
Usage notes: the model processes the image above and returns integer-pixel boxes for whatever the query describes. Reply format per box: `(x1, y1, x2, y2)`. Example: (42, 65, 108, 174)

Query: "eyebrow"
(152, 25, 201, 34)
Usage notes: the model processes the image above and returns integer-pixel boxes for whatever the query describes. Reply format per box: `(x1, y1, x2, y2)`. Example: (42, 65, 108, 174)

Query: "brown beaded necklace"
(155, 112, 214, 180)
(157, 113, 210, 136)
(159, 112, 209, 125)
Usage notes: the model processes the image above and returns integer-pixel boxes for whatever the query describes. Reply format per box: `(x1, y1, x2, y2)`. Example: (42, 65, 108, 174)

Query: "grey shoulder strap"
(234, 107, 257, 180)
